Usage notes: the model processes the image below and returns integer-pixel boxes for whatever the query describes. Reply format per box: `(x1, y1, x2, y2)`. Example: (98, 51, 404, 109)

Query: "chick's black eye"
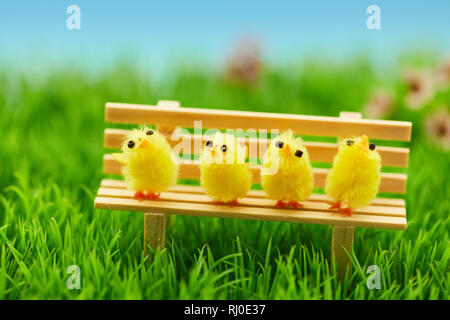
(275, 141, 284, 149)
(146, 129, 154, 136)
(346, 140, 354, 146)
(221, 145, 227, 152)
(295, 150, 303, 158)
(369, 143, 376, 150)
(205, 140, 213, 147)
(127, 140, 135, 149)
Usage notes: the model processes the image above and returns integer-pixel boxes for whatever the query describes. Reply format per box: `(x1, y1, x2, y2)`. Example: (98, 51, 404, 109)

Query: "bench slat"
(103, 155, 408, 193)
(104, 128, 410, 167)
(105, 102, 412, 141)
(97, 187, 405, 217)
(94, 196, 407, 230)
(99, 179, 406, 207)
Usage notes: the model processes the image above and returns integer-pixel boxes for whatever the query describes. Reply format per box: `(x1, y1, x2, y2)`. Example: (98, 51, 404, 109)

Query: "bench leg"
(331, 226, 354, 282)
(144, 212, 166, 255)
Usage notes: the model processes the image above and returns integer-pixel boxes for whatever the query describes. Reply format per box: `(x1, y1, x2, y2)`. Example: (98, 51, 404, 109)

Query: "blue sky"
(1, 0, 450, 75)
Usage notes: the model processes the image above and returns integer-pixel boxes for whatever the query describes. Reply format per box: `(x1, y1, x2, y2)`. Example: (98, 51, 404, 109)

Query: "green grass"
(0, 58, 449, 299)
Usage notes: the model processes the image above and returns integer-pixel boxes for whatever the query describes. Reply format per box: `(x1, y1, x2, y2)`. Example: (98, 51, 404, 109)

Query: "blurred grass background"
(0, 55, 449, 299)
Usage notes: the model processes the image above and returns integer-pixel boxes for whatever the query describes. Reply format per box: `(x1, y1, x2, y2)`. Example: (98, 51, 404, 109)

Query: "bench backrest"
(102, 101, 411, 195)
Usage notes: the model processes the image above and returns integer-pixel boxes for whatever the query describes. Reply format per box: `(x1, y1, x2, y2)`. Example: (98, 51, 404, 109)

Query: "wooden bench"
(94, 100, 411, 281)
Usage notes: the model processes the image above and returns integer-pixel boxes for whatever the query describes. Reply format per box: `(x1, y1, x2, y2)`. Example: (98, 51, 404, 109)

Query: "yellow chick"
(113, 127, 179, 201)
(325, 135, 381, 215)
(200, 132, 252, 206)
(261, 130, 314, 208)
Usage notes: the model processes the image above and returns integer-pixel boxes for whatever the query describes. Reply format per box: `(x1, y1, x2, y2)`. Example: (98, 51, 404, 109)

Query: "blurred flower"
(403, 69, 435, 110)
(226, 36, 262, 84)
(436, 59, 450, 88)
(425, 108, 450, 151)
(363, 90, 394, 119)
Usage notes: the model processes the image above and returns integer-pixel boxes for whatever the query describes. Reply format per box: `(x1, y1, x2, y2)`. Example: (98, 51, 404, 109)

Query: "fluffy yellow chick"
(325, 135, 381, 215)
(113, 127, 179, 201)
(200, 132, 252, 206)
(261, 130, 314, 208)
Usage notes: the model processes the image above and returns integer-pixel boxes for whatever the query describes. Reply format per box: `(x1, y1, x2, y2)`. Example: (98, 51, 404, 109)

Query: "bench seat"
(95, 179, 407, 230)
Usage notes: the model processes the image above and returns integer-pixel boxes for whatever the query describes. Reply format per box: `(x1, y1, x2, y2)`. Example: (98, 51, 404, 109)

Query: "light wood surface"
(103, 154, 408, 193)
(105, 102, 412, 141)
(144, 212, 166, 254)
(104, 128, 410, 167)
(96, 186, 406, 217)
(94, 195, 407, 230)
(156, 100, 181, 136)
(99, 179, 406, 207)
(332, 226, 354, 282)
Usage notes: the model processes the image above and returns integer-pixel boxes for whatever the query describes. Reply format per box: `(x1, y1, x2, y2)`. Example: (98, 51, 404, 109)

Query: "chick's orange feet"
(227, 199, 239, 207)
(133, 191, 146, 201)
(328, 201, 352, 216)
(288, 201, 304, 209)
(212, 199, 239, 207)
(275, 200, 304, 209)
(275, 200, 287, 208)
(133, 191, 160, 201)
(328, 201, 341, 210)
(340, 207, 352, 216)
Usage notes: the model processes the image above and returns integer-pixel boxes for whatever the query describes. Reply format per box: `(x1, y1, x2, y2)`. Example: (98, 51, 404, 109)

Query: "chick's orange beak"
(208, 147, 216, 156)
(139, 139, 150, 149)
(283, 144, 291, 156)
(358, 135, 369, 152)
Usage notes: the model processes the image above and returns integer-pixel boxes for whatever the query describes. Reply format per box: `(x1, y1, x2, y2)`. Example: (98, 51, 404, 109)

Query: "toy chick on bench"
(200, 132, 252, 207)
(326, 135, 381, 216)
(261, 130, 314, 209)
(113, 127, 179, 201)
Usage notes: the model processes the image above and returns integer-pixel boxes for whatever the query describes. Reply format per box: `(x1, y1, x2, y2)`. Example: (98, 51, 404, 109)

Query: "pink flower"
(425, 108, 450, 151)
(226, 36, 262, 84)
(403, 69, 435, 110)
(364, 90, 394, 119)
(437, 59, 450, 88)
